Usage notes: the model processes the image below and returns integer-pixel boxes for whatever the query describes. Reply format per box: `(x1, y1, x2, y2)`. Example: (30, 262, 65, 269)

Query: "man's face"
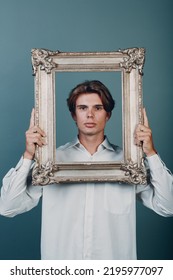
(72, 93, 110, 138)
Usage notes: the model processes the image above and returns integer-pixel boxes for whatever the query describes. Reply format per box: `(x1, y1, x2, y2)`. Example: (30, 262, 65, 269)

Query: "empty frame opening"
(55, 71, 122, 155)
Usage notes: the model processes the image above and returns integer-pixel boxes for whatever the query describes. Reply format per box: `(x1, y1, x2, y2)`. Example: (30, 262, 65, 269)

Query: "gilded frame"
(31, 48, 147, 185)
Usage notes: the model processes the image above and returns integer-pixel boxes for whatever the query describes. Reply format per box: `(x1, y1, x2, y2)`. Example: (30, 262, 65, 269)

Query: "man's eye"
(78, 106, 87, 110)
(95, 106, 103, 110)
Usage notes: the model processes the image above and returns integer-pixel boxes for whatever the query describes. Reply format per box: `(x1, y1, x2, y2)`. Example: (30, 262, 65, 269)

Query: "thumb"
(29, 108, 35, 128)
(143, 107, 149, 127)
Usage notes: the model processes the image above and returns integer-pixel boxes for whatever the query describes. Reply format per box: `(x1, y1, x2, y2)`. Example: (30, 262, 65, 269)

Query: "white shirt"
(0, 137, 173, 260)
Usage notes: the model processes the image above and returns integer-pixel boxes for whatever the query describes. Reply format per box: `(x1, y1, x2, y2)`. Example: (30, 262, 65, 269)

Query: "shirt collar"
(101, 137, 116, 152)
(67, 136, 115, 152)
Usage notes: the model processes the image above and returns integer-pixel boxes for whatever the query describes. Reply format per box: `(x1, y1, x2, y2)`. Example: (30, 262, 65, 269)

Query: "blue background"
(0, 0, 173, 259)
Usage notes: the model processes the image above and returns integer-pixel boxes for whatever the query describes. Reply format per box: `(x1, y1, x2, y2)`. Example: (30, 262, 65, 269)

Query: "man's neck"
(78, 133, 105, 155)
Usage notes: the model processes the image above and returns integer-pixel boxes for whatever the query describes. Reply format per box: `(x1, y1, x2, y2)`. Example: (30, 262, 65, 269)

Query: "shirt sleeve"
(136, 154, 173, 217)
(0, 157, 42, 217)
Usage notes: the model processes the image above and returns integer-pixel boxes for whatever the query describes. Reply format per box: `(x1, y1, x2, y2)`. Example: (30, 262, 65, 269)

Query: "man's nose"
(87, 108, 94, 118)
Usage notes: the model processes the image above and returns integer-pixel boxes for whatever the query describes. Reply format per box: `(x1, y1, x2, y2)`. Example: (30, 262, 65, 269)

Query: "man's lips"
(84, 123, 96, 128)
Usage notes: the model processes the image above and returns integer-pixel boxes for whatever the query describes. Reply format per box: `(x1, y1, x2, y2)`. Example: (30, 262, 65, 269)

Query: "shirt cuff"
(16, 157, 33, 173)
(146, 154, 163, 171)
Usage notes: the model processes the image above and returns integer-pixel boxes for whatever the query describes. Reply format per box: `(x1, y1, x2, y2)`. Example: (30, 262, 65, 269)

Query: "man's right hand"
(23, 109, 46, 160)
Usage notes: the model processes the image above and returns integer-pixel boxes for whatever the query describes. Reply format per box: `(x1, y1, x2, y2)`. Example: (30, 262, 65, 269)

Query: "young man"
(0, 80, 173, 260)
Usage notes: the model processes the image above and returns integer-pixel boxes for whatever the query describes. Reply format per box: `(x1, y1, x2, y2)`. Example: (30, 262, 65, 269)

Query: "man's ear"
(106, 112, 111, 121)
(71, 112, 76, 121)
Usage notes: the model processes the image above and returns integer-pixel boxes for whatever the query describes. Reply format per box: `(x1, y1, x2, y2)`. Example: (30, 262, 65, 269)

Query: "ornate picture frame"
(31, 48, 147, 185)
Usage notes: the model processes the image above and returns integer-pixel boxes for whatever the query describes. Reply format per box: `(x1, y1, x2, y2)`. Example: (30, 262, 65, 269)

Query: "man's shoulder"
(57, 142, 73, 151)
(57, 137, 79, 149)
(107, 143, 123, 161)
(109, 143, 122, 152)
(112, 144, 123, 155)
(56, 139, 80, 161)
(103, 138, 122, 153)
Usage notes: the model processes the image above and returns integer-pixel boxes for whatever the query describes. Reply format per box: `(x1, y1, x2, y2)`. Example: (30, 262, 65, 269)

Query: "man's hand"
(23, 109, 46, 160)
(134, 108, 157, 157)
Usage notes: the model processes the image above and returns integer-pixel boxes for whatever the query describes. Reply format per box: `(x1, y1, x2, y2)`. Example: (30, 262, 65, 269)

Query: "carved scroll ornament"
(31, 48, 60, 75)
(119, 47, 145, 75)
(120, 159, 147, 185)
(32, 161, 55, 186)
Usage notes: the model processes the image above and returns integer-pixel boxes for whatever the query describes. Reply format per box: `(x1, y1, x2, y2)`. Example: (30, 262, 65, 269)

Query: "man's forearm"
(0, 157, 40, 217)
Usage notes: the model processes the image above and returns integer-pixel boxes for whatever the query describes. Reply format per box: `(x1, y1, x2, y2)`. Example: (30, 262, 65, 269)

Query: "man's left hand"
(134, 108, 157, 157)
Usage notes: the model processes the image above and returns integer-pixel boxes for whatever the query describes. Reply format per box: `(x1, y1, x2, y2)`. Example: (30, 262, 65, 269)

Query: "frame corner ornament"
(31, 48, 60, 75)
(120, 159, 147, 185)
(32, 160, 54, 186)
(119, 47, 145, 75)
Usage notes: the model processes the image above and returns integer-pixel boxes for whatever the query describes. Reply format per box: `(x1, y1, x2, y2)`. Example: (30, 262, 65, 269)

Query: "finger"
(34, 137, 45, 147)
(143, 107, 149, 128)
(134, 136, 142, 146)
(29, 108, 35, 129)
(136, 135, 151, 142)
(26, 128, 46, 140)
(136, 124, 149, 133)
(27, 133, 46, 146)
(136, 131, 151, 138)
(30, 126, 46, 137)
(135, 124, 142, 132)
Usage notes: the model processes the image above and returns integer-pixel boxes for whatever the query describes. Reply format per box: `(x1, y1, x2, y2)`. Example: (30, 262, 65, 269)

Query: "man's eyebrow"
(76, 104, 88, 108)
(76, 104, 104, 107)
(94, 104, 104, 107)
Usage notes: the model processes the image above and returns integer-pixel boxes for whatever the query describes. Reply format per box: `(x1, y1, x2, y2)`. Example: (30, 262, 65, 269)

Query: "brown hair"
(67, 80, 115, 114)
